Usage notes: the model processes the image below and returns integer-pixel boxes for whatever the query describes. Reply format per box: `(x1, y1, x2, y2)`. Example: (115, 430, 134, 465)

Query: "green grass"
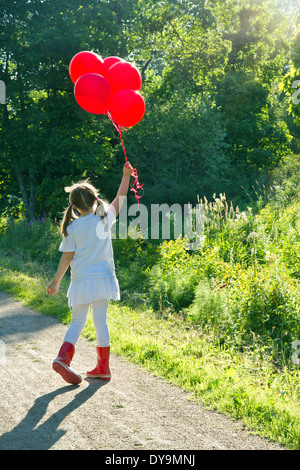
(0, 254, 299, 449)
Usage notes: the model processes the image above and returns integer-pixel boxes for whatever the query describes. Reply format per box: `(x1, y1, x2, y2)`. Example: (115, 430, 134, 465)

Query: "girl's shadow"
(0, 378, 107, 450)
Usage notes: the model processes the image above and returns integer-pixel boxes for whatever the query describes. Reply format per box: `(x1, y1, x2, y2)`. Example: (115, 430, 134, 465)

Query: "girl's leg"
(91, 299, 110, 347)
(87, 299, 111, 379)
(63, 303, 90, 346)
(53, 303, 89, 385)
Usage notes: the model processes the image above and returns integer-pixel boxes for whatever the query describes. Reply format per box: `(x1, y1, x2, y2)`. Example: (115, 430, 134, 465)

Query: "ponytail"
(94, 197, 107, 219)
(61, 204, 78, 237)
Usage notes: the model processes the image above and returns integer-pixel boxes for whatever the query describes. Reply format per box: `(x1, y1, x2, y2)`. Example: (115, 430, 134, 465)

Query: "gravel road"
(0, 290, 285, 451)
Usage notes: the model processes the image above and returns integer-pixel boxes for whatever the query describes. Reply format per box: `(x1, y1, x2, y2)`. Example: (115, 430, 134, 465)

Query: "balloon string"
(107, 112, 144, 204)
(107, 111, 128, 161)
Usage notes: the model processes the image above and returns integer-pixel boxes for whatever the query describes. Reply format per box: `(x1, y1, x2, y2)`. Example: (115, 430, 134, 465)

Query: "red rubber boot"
(52, 342, 82, 384)
(86, 346, 111, 380)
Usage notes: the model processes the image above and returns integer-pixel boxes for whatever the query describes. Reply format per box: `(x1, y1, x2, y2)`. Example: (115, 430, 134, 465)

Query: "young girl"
(47, 162, 134, 385)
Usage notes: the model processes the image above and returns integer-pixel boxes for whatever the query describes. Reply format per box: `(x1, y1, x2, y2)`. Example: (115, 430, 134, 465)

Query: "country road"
(0, 290, 285, 451)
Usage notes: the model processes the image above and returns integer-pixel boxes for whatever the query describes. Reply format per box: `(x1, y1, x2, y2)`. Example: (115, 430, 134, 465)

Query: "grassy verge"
(0, 254, 299, 449)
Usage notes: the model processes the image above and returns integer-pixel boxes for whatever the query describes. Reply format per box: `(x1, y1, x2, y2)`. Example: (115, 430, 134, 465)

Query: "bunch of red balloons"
(69, 51, 146, 128)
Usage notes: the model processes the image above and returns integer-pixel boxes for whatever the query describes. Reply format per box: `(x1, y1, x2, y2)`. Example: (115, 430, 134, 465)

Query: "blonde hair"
(61, 179, 108, 237)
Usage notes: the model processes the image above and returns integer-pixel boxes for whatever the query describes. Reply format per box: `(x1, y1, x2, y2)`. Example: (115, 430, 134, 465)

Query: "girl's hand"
(123, 161, 134, 176)
(47, 281, 59, 296)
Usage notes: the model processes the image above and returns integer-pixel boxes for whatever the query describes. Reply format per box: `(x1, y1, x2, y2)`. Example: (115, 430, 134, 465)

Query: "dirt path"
(0, 290, 285, 451)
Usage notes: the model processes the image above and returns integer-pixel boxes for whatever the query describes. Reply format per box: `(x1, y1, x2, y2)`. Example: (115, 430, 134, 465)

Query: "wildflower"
(247, 231, 259, 242)
(265, 251, 276, 263)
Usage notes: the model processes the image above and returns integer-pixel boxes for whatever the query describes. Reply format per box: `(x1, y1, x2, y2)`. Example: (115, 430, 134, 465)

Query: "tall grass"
(148, 193, 300, 369)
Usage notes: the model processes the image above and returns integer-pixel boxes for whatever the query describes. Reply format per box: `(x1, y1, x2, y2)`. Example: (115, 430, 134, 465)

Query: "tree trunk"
(3, 53, 35, 220)
(14, 60, 36, 221)
(29, 167, 36, 220)
(141, 58, 152, 81)
(13, 162, 36, 221)
(14, 162, 30, 217)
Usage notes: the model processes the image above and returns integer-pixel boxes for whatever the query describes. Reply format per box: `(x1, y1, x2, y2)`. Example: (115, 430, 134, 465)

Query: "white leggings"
(64, 299, 110, 347)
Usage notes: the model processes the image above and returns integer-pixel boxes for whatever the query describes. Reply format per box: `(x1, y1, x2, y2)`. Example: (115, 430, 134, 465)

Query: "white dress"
(59, 208, 120, 308)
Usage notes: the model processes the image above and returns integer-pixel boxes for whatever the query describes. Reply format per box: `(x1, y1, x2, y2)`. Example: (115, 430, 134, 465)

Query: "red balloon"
(74, 73, 112, 114)
(69, 51, 105, 84)
(109, 89, 145, 127)
(107, 61, 142, 94)
(102, 56, 123, 77)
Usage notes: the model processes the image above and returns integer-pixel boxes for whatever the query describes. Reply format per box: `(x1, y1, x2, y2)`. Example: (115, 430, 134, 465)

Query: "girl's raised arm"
(110, 162, 134, 217)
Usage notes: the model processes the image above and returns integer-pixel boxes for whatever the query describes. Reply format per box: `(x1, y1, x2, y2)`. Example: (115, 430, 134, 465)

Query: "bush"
(185, 262, 300, 365)
(149, 264, 198, 312)
(112, 236, 160, 304)
(225, 264, 300, 343)
(0, 215, 61, 266)
(148, 238, 201, 312)
(187, 280, 228, 329)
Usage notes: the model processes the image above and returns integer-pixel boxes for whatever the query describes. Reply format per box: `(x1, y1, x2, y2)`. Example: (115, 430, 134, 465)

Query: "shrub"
(187, 280, 228, 329)
(227, 264, 300, 343)
(148, 238, 201, 311)
(0, 215, 61, 266)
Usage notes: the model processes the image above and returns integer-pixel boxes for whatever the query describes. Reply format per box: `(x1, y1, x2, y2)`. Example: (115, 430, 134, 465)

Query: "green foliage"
(146, 191, 300, 367)
(125, 93, 230, 205)
(148, 238, 201, 312)
(112, 236, 160, 305)
(0, 215, 61, 267)
(187, 280, 227, 329)
(0, 0, 298, 219)
(224, 264, 300, 349)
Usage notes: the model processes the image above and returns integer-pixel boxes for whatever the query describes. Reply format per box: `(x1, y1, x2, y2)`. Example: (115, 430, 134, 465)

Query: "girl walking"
(47, 162, 134, 384)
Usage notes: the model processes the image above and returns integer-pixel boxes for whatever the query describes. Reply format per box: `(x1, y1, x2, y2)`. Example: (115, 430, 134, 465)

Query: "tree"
(0, 0, 297, 218)
(0, 0, 127, 220)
